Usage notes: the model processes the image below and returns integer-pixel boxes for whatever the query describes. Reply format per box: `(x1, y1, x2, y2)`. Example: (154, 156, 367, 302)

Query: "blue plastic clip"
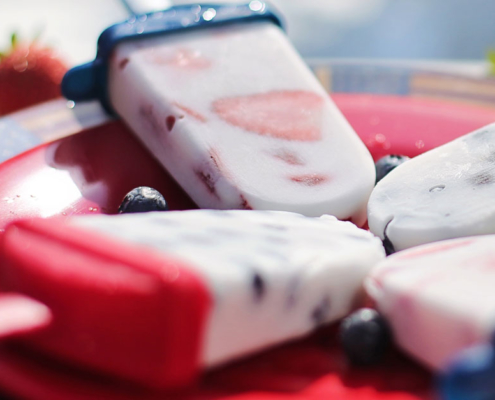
(62, 2, 284, 114)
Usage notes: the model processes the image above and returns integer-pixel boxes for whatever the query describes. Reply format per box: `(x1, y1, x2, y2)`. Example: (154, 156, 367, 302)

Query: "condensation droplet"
(375, 133, 387, 144)
(370, 116, 380, 126)
(249, 0, 264, 11)
(203, 8, 216, 21)
(416, 140, 425, 149)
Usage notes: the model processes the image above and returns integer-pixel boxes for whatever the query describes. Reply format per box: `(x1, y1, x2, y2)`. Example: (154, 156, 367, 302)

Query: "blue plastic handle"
(62, 2, 284, 114)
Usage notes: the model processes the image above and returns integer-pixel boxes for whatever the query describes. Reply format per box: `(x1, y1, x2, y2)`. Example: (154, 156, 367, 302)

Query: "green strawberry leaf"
(11, 32, 17, 48)
(488, 49, 495, 76)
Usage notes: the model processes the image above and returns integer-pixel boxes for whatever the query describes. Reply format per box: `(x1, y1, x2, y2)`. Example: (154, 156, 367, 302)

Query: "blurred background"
(1, 0, 495, 65)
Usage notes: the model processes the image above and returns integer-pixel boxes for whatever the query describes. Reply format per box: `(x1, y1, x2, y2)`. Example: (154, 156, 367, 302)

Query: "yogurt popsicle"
(368, 123, 495, 251)
(365, 235, 495, 371)
(62, 3, 375, 225)
(0, 210, 385, 388)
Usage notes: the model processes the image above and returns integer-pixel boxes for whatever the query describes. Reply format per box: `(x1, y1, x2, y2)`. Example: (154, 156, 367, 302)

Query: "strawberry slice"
(213, 90, 324, 141)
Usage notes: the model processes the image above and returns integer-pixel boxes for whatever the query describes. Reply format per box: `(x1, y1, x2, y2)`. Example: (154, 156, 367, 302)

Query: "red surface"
(0, 120, 196, 230)
(0, 93, 494, 398)
(0, 326, 434, 400)
(335, 93, 495, 160)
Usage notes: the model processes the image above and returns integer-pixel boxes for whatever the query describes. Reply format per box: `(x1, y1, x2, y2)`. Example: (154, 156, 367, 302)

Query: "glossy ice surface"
(366, 235, 495, 371)
(368, 123, 495, 251)
(108, 21, 375, 224)
(73, 210, 385, 366)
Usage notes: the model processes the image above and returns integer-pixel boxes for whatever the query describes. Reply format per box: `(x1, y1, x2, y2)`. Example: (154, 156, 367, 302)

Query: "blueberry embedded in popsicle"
(381, 219, 396, 255)
(252, 273, 266, 302)
(339, 308, 392, 366)
(311, 296, 331, 327)
(118, 186, 169, 213)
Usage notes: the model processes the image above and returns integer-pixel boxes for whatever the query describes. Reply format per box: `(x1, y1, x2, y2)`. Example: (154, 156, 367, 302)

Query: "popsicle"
(365, 235, 495, 371)
(368, 122, 495, 252)
(0, 210, 385, 388)
(62, 2, 375, 225)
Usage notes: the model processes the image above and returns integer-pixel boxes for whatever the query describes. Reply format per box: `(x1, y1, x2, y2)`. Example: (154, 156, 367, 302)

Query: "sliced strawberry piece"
(289, 174, 329, 186)
(213, 90, 324, 141)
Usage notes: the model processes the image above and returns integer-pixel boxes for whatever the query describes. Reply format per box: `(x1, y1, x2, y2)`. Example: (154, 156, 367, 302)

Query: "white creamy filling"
(108, 21, 375, 223)
(72, 210, 385, 366)
(368, 123, 495, 251)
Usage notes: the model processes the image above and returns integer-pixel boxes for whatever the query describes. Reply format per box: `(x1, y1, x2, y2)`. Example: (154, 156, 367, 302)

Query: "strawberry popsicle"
(62, 3, 375, 224)
(0, 210, 385, 388)
(365, 235, 495, 371)
(368, 123, 495, 252)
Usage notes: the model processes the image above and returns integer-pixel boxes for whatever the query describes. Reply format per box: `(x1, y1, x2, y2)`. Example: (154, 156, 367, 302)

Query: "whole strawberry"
(0, 34, 68, 116)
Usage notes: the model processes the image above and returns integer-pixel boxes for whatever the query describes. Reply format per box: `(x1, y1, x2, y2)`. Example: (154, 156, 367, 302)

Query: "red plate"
(1, 93, 495, 399)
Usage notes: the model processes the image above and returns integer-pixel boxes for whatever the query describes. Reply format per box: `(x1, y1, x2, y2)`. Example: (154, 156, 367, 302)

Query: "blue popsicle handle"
(61, 2, 284, 114)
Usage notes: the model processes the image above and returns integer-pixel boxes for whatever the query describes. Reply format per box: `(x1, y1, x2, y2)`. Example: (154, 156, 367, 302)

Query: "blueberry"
(375, 155, 410, 184)
(118, 187, 169, 213)
(339, 308, 391, 366)
(439, 343, 495, 400)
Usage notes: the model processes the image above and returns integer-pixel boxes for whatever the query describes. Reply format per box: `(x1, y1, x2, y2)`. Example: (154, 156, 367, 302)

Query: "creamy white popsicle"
(368, 123, 495, 251)
(365, 235, 495, 370)
(107, 20, 375, 224)
(72, 210, 385, 367)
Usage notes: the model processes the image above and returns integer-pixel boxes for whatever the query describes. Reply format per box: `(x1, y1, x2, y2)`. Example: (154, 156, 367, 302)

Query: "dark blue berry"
(118, 187, 168, 214)
(339, 308, 391, 366)
(383, 220, 396, 255)
(375, 154, 410, 184)
(439, 343, 495, 400)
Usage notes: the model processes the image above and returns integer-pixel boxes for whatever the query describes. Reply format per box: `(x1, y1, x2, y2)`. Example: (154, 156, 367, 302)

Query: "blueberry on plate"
(439, 342, 495, 400)
(339, 308, 391, 366)
(375, 154, 410, 184)
(118, 187, 169, 213)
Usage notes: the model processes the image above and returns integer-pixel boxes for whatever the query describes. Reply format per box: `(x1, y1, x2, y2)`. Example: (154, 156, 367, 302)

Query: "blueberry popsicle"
(0, 210, 385, 388)
(365, 236, 495, 371)
(368, 123, 495, 251)
(62, 3, 375, 225)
